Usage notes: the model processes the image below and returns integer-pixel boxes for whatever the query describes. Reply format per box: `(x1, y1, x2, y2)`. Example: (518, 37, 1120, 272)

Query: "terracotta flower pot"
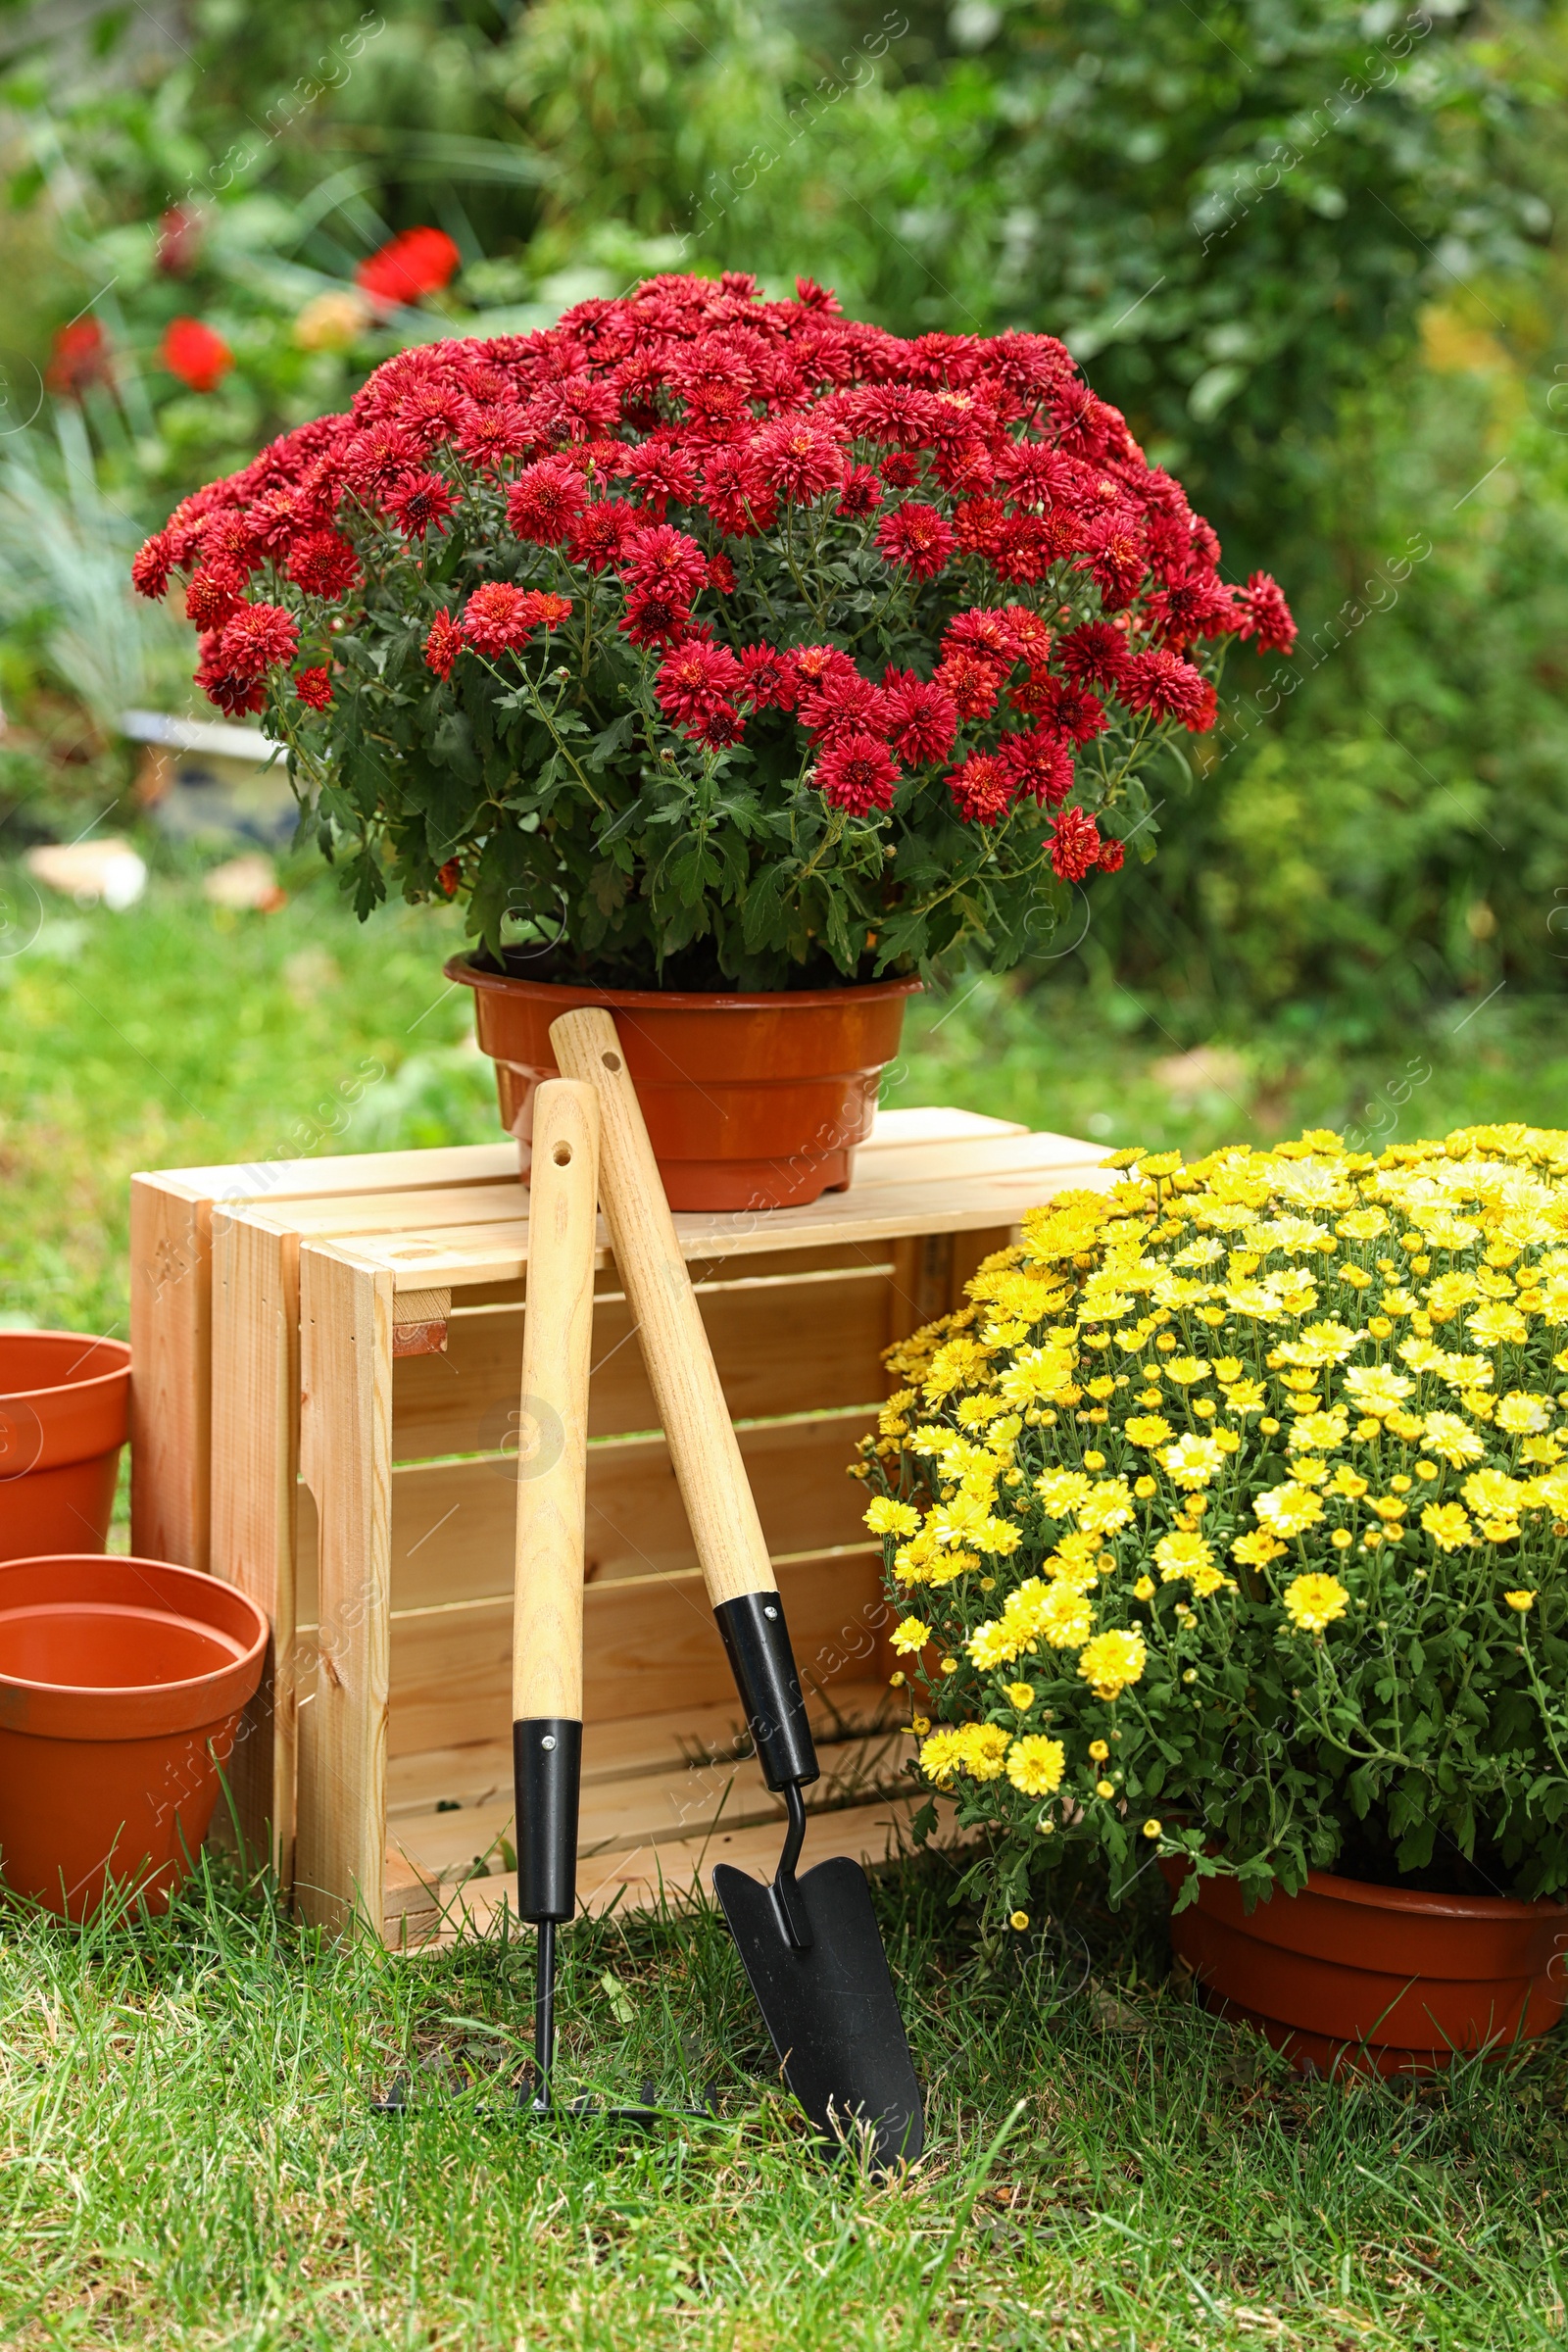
(448, 957, 919, 1210)
(0, 1554, 269, 1920)
(0, 1331, 132, 1563)
(1165, 1861, 1568, 2075)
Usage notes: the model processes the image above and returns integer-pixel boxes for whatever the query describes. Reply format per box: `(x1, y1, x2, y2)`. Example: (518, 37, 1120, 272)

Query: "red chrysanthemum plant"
(132, 271, 1295, 987)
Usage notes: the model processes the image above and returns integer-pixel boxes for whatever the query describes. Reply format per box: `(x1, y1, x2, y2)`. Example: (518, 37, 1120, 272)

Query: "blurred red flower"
(161, 318, 233, 393)
(156, 208, 203, 275)
(46, 318, 112, 398)
(355, 228, 461, 311)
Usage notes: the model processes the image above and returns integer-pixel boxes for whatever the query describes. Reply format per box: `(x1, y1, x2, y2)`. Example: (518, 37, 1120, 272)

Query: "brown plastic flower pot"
(0, 1332, 132, 1564)
(449, 957, 918, 1209)
(1165, 1861, 1568, 2075)
(0, 1554, 269, 1920)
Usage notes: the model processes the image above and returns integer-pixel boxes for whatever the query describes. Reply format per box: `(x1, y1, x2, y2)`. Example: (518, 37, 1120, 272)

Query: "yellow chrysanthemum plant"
(855, 1125, 1568, 1923)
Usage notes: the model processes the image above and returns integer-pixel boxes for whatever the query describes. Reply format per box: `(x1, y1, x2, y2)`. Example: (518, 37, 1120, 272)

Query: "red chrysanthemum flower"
(218, 601, 299, 679)
(619, 585, 692, 647)
(1079, 506, 1147, 610)
(947, 752, 1013, 827)
(738, 643, 797, 710)
(455, 401, 532, 467)
(942, 608, 1020, 668)
(424, 609, 462, 680)
(286, 530, 361, 600)
(875, 503, 955, 581)
(295, 666, 334, 710)
(161, 317, 232, 394)
(1120, 647, 1212, 727)
(623, 523, 708, 600)
(798, 669, 889, 743)
(388, 470, 456, 539)
(1012, 675, 1106, 745)
(749, 414, 847, 506)
(196, 658, 266, 717)
(1049, 805, 1102, 881)
(934, 651, 1003, 722)
(880, 453, 925, 490)
(655, 639, 745, 731)
(815, 731, 900, 816)
(620, 440, 701, 515)
(507, 460, 587, 547)
(131, 531, 175, 600)
(566, 498, 636, 574)
(1000, 604, 1053, 667)
(1144, 569, 1238, 649)
(702, 445, 776, 537)
(688, 702, 747, 750)
(1234, 570, 1297, 654)
(183, 567, 245, 633)
(953, 496, 1005, 557)
(707, 553, 736, 593)
(789, 645, 859, 700)
(436, 858, 462, 898)
(880, 670, 958, 767)
(356, 226, 461, 310)
(1098, 834, 1126, 872)
(1002, 726, 1075, 809)
(835, 465, 883, 519)
(461, 583, 571, 658)
(1059, 621, 1130, 691)
(47, 317, 112, 398)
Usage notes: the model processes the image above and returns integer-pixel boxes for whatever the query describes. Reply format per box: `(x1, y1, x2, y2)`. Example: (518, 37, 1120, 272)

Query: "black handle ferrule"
(513, 1717, 581, 1923)
(713, 1592, 819, 1791)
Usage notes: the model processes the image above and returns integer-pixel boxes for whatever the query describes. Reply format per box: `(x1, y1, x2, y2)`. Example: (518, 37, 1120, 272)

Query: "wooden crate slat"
(390, 1791, 947, 1942)
(349, 1153, 1115, 1292)
(129, 1177, 212, 1569)
(295, 1253, 394, 1936)
(380, 1544, 888, 1759)
(389, 1723, 910, 1894)
(383, 1676, 893, 1819)
(390, 1263, 894, 1461)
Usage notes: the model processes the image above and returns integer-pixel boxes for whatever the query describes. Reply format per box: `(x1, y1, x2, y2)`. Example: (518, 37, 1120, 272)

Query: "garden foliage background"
(2, 0, 1568, 1050)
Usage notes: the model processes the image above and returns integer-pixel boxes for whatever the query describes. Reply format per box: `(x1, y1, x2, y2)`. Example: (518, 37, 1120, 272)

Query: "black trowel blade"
(713, 1854, 923, 2172)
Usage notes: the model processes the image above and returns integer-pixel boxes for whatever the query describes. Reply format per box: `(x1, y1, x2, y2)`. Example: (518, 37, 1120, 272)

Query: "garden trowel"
(550, 1005, 924, 2173)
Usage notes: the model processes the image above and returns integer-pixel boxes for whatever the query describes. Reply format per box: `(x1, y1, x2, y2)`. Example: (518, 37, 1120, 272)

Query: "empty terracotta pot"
(0, 1331, 132, 1563)
(449, 956, 918, 1210)
(0, 1554, 269, 1919)
(1166, 1862, 1568, 2074)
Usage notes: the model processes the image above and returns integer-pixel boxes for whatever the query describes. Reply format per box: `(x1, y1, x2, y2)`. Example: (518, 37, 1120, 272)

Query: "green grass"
(2, 850, 1566, 2347)
(2, 1854, 1565, 2351)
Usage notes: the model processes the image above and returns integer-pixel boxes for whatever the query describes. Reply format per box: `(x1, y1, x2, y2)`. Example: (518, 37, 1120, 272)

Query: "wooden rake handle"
(511, 1076, 601, 1726)
(549, 1004, 778, 1611)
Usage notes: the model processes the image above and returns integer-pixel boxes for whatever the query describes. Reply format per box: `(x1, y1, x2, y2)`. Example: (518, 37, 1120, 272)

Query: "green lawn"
(2, 853, 1567, 2349)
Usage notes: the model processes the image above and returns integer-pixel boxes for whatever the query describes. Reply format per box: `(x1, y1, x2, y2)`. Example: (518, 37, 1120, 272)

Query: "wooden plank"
(128, 1176, 212, 1569)
(210, 1212, 301, 1882)
(327, 1408, 879, 1620)
(382, 1545, 889, 1758)
(135, 1139, 517, 1205)
(391, 1263, 894, 1460)
(295, 1250, 394, 1936)
(392, 1792, 955, 1943)
(349, 1152, 1116, 1293)
(383, 1678, 895, 1818)
(388, 1725, 912, 1890)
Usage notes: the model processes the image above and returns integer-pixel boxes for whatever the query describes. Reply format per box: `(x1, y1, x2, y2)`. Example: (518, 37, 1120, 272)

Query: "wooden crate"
(132, 1109, 1108, 1940)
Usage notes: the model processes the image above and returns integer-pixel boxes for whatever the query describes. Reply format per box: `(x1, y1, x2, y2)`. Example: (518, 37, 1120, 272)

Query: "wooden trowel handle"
(549, 1004, 776, 1609)
(551, 1005, 818, 1796)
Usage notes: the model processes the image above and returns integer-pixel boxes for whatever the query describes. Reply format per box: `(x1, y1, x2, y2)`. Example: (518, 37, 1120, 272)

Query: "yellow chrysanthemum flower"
(890, 1615, 931, 1655)
(1034, 1468, 1095, 1518)
(1077, 1628, 1148, 1700)
(1231, 1529, 1288, 1566)
(1154, 1530, 1213, 1584)
(1253, 1483, 1325, 1539)
(864, 1495, 921, 1538)
(1343, 1365, 1414, 1418)
(1468, 1301, 1529, 1348)
(1287, 1411, 1350, 1454)
(1160, 1433, 1225, 1490)
(1163, 1355, 1211, 1387)
(1283, 1572, 1349, 1633)
(1006, 1735, 1066, 1795)
(1495, 1393, 1552, 1436)
(1078, 1479, 1137, 1536)
(1005, 1681, 1036, 1710)
(1503, 1590, 1537, 1612)
(1462, 1467, 1528, 1520)
(1421, 1501, 1474, 1551)
(1124, 1414, 1174, 1447)
(968, 1619, 1021, 1670)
